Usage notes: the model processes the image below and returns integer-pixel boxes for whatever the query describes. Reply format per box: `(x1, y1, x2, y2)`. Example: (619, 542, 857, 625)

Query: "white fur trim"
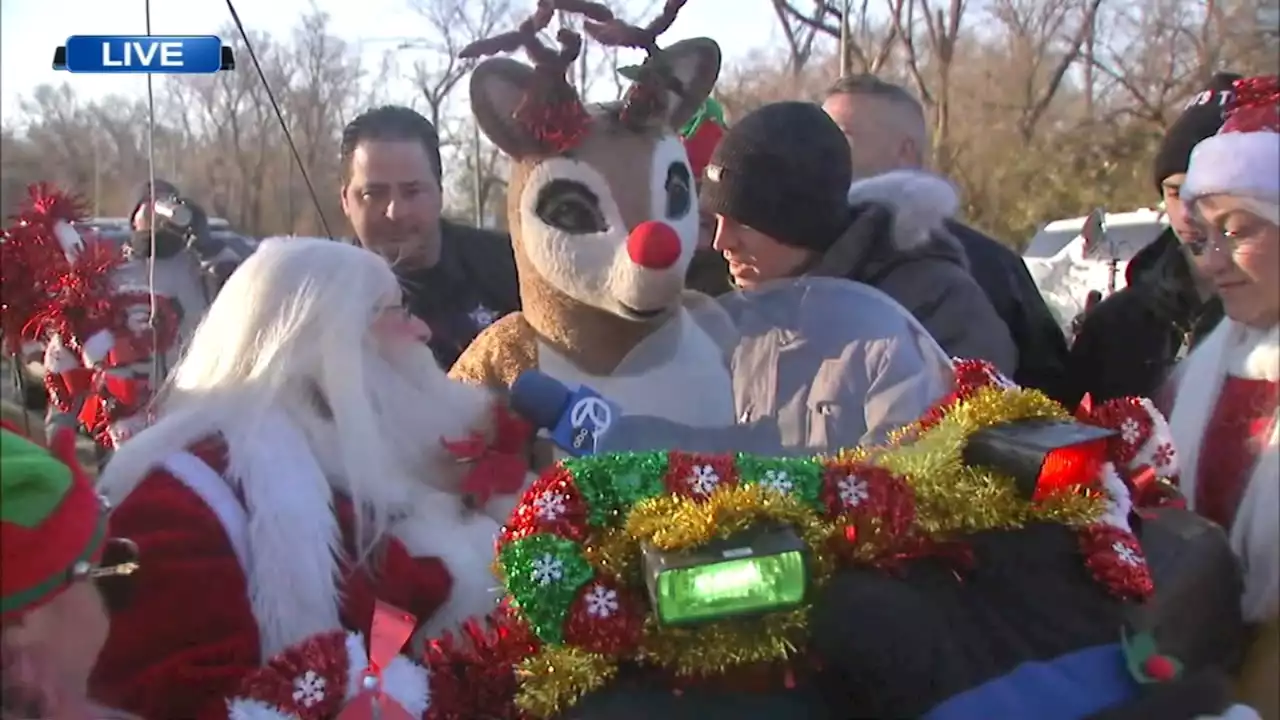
(226, 698, 293, 720)
(1098, 463, 1134, 532)
(81, 329, 115, 366)
(1183, 131, 1280, 205)
(1193, 705, 1263, 720)
(846, 170, 960, 251)
(1130, 397, 1180, 477)
(392, 489, 505, 646)
(1170, 321, 1279, 622)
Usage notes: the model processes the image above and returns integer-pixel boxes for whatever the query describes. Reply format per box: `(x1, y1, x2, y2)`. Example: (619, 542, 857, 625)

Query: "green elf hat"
(1, 424, 108, 621)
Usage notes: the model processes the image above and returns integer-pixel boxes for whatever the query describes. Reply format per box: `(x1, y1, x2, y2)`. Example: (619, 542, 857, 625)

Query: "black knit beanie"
(700, 102, 852, 252)
(1152, 73, 1241, 194)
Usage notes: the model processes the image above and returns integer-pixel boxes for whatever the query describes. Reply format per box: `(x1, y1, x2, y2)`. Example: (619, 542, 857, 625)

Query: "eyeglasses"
(1185, 226, 1263, 258)
(72, 537, 141, 613)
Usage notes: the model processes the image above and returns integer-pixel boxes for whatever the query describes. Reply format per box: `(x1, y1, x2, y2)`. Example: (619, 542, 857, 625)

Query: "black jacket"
(393, 220, 520, 368)
(1067, 229, 1223, 404)
(944, 220, 1074, 405)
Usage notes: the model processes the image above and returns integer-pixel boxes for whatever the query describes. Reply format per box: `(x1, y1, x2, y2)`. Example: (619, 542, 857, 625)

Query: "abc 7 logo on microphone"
(569, 397, 614, 451)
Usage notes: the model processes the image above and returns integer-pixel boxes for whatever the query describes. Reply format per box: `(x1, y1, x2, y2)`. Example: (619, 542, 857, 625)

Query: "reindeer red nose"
(626, 221, 682, 270)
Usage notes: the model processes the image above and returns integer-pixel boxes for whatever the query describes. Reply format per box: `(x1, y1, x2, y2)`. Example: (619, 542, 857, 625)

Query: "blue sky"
(0, 0, 783, 122)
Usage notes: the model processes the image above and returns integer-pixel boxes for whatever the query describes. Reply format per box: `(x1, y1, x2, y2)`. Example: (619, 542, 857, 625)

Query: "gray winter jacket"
(816, 170, 1019, 376)
(712, 278, 954, 450)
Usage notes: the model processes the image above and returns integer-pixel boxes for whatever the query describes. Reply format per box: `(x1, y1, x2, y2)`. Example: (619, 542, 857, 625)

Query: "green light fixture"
(642, 525, 810, 626)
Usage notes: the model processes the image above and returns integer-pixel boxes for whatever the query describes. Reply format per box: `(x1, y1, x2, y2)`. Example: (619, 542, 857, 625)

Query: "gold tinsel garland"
(508, 382, 1109, 717)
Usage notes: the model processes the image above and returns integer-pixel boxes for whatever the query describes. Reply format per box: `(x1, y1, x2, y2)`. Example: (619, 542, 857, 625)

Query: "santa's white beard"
(294, 339, 492, 510)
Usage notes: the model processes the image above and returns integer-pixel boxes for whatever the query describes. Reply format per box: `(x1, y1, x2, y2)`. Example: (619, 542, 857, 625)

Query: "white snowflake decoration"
(839, 475, 870, 508)
(292, 670, 327, 708)
(1112, 541, 1143, 566)
(760, 469, 794, 495)
(534, 491, 567, 521)
(584, 584, 619, 618)
(688, 465, 720, 496)
(1120, 418, 1142, 446)
(531, 554, 565, 585)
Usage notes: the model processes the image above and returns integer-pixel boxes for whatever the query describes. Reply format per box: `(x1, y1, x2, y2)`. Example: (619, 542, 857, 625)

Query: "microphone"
(509, 370, 619, 457)
(508, 370, 793, 456)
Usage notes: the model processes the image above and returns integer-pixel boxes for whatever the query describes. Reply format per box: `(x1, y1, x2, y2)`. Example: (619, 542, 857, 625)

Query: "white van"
(1023, 209, 1169, 335)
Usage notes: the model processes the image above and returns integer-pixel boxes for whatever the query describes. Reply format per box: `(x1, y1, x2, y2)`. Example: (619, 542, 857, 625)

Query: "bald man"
(822, 75, 1073, 405)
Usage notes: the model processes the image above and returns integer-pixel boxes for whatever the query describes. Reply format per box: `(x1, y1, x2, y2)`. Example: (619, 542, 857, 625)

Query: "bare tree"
(888, 0, 968, 171)
(770, 0, 900, 75)
(407, 0, 516, 131)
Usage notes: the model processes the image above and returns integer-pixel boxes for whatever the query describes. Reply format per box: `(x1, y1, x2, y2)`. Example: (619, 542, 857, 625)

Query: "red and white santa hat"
(1182, 75, 1280, 210)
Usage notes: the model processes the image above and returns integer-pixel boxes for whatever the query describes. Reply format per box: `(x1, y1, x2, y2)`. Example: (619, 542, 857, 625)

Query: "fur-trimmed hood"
(846, 169, 963, 255)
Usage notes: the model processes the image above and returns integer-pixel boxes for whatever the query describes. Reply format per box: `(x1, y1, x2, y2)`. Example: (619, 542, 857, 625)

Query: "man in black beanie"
(1066, 74, 1237, 404)
(701, 101, 1018, 374)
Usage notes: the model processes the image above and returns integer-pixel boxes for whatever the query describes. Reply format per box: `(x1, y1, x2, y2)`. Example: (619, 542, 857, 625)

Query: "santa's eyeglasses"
(67, 495, 141, 612)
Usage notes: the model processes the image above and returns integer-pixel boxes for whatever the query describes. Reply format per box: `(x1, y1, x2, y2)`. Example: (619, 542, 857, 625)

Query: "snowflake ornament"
(1113, 541, 1143, 566)
(1152, 442, 1176, 471)
(687, 465, 720, 496)
(584, 584, 619, 618)
(533, 490, 567, 521)
(531, 554, 565, 586)
(292, 670, 327, 708)
(839, 475, 870, 508)
(1120, 418, 1142, 446)
(760, 469, 794, 495)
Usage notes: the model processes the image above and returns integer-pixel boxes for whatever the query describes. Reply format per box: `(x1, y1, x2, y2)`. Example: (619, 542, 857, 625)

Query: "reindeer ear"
(470, 58, 543, 159)
(654, 38, 721, 131)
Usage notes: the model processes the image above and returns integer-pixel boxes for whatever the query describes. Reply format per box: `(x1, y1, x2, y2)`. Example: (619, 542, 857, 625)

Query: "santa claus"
(87, 237, 531, 719)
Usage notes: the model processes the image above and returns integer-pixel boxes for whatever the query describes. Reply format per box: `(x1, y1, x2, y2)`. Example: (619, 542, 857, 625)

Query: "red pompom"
(1223, 75, 1280, 134)
(663, 451, 741, 500)
(1143, 654, 1177, 682)
(562, 576, 644, 656)
(500, 467, 591, 547)
(1078, 523, 1154, 602)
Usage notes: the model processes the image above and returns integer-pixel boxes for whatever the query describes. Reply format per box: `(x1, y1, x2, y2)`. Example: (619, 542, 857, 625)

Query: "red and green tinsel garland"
(479, 359, 1165, 718)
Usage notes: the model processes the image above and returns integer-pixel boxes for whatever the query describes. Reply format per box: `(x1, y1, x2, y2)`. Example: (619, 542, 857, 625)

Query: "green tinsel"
(734, 454, 825, 511)
(499, 533, 595, 644)
(563, 452, 669, 527)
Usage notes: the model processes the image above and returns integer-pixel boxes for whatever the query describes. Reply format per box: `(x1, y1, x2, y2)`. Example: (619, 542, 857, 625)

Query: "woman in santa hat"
(1165, 75, 1279, 718)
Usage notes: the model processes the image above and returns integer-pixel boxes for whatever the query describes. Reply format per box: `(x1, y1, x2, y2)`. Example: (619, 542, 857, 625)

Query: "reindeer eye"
(665, 163, 692, 219)
(536, 180, 607, 234)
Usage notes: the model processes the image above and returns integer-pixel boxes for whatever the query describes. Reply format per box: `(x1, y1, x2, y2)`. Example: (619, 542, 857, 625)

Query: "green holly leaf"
(498, 533, 594, 645)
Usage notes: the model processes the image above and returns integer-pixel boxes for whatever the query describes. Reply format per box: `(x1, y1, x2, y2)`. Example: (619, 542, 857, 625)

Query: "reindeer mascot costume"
(448, 0, 735, 447)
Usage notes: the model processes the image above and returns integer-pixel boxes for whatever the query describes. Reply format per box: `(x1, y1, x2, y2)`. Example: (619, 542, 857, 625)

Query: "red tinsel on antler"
(459, 0, 601, 155)
(1222, 75, 1280, 134)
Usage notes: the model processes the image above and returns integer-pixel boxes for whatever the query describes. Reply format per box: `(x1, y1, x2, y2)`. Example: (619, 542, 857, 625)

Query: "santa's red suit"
(1167, 321, 1278, 622)
(88, 409, 505, 719)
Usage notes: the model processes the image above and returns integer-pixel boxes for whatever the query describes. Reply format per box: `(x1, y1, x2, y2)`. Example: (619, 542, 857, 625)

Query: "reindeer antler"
(459, 0, 610, 154)
(580, 0, 687, 55)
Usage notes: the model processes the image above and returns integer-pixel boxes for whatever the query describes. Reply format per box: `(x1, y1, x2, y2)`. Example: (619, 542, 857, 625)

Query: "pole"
(838, 0, 852, 77)
(471, 121, 483, 227)
(92, 136, 101, 217)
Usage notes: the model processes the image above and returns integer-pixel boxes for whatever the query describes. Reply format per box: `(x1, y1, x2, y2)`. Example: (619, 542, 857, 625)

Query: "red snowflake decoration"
(662, 451, 740, 500)
(1150, 442, 1175, 472)
(1078, 523, 1154, 602)
(235, 630, 350, 719)
(562, 575, 644, 656)
(499, 467, 590, 546)
(821, 461, 918, 563)
(1083, 397, 1155, 467)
